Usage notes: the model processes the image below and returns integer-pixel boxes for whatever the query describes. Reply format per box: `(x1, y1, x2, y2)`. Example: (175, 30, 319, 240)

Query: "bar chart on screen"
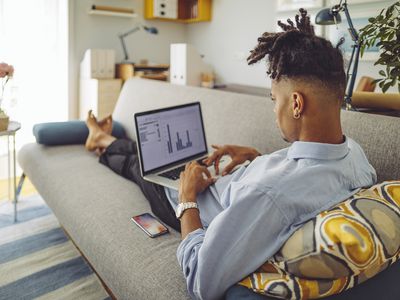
(166, 124, 194, 153)
(136, 103, 207, 172)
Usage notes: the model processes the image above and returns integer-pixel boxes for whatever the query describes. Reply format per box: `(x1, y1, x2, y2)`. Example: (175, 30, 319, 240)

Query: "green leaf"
(379, 70, 386, 76)
(360, 46, 365, 58)
(386, 5, 395, 18)
(374, 58, 385, 66)
(373, 78, 382, 85)
(382, 82, 391, 93)
(368, 17, 376, 23)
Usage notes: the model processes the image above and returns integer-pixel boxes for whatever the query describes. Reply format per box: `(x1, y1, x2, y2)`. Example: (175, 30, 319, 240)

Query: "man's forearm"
(181, 208, 203, 240)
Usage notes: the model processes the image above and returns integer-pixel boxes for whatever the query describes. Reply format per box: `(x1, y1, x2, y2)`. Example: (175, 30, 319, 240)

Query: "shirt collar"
(287, 136, 349, 160)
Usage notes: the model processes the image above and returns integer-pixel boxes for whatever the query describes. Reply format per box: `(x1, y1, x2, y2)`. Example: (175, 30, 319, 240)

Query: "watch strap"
(177, 202, 198, 219)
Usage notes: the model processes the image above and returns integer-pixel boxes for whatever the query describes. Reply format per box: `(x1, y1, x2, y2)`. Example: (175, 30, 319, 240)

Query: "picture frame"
(277, 0, 323, 12)
(324, 6, 381, 61)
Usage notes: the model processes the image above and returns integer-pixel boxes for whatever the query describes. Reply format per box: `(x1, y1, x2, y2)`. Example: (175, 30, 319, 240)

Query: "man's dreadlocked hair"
(248, 9, 346, 100)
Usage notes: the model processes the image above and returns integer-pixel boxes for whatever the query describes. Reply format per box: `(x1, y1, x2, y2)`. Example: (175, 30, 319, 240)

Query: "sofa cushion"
(239, 181, 400, 299)
(33, 120, 126, 145)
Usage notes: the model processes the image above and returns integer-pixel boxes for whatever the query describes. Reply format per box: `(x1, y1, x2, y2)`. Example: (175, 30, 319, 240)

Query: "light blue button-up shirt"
(164, 137, 377, 300)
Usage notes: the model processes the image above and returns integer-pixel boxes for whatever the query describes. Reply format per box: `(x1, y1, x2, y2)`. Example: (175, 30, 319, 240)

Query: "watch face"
(176, 204, 183, 218)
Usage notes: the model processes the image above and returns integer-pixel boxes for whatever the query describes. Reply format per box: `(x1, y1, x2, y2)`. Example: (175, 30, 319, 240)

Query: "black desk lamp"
(316, 0, 359, 110)
(119, 25, 158, 62)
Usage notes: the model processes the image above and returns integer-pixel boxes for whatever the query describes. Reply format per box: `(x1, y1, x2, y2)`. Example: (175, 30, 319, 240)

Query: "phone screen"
(131, 213, 169, 237)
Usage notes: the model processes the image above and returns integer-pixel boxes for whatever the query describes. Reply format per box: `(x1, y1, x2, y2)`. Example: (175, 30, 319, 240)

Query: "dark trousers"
(99, 139, 181, 232)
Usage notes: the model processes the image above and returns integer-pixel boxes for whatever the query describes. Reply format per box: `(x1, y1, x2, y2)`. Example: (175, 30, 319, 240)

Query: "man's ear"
(291, 92, 304, 119)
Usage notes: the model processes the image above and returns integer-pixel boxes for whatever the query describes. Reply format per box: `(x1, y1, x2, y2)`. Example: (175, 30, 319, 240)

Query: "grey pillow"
(33, 120, 126, 145)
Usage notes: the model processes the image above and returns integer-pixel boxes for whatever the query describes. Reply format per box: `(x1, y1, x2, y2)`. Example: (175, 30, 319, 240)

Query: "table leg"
(7, 135, 11, 202)
(13, 134, 17, 222)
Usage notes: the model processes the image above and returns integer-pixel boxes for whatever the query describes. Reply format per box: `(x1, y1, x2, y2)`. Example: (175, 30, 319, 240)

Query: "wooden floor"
(0, 176, 37, 204)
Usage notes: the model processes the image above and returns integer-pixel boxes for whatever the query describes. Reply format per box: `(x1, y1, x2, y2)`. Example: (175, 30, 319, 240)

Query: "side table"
(0, 121, 21, 222)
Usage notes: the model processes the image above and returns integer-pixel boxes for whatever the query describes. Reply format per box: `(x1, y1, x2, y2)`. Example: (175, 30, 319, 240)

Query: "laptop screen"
(134, 102, 208, 175)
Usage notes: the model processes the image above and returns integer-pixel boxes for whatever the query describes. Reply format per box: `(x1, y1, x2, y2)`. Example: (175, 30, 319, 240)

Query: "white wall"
(68, 0, 397, 118)
(186, 0, 277, 88)
(186, 0, 397, 92)
(69, 0, 187, 119)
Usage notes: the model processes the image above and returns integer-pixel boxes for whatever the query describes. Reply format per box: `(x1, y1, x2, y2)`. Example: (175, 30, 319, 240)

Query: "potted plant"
(359, 1, 400, 93)
(0, 62, 14, 131)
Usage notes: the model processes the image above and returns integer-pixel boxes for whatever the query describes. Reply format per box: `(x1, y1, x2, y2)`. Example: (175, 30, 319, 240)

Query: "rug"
(0, 194, 111, 300)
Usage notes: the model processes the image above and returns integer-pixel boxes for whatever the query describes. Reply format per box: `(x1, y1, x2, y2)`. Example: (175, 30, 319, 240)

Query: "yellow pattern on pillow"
(238, 181, 400, 299)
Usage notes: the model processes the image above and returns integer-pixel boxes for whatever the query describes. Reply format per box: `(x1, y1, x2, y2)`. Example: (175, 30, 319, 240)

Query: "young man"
(85, 9, 376, 300)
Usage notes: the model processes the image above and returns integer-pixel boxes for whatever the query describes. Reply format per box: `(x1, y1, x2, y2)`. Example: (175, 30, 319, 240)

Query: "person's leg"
(98, 139, 181, 232)
(85, 112, 181, 232)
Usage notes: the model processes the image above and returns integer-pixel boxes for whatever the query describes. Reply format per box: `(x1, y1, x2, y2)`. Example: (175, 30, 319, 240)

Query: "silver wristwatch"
(176, 202, 198, 219)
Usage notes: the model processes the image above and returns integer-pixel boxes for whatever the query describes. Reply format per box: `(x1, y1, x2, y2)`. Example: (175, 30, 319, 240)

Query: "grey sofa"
(18, 78, 400, 299)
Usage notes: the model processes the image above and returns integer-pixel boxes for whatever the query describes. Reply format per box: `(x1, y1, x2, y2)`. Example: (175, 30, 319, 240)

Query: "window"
(0, 0, 68, 175)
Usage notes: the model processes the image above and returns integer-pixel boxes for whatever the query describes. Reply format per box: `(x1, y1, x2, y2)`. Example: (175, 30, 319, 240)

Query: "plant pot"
(0, 115, 9, 131)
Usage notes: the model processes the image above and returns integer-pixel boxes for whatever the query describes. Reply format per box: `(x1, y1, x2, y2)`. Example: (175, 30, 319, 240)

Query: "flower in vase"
(1, 62, 14, 115)
(0, 62, 14, 78)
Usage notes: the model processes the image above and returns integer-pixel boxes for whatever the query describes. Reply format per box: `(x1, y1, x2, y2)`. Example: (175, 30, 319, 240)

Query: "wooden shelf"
(134, 64, 170, 70)
(140, 74, 168, 81)
(88, 10, 138, 18)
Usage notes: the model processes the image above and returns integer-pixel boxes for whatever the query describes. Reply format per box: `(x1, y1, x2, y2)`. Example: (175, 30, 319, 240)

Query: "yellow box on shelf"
(144, 0, 211, 23)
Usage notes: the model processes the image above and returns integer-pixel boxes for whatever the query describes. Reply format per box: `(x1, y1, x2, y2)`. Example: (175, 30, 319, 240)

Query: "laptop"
(134, 102, 232, 190)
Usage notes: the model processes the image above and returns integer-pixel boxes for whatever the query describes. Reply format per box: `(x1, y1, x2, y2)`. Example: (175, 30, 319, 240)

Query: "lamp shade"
(315, 8, 342, 25)
(143, 26, 158, 34)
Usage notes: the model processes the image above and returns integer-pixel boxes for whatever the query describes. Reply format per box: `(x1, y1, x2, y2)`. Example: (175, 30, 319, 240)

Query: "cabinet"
(144, 0, 211, 23)
(79, 79, 122, 120)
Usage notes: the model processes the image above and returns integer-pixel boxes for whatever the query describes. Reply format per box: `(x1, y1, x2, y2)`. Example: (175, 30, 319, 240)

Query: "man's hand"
(179, 161, 216, 203)
(202, 144, 261, 176)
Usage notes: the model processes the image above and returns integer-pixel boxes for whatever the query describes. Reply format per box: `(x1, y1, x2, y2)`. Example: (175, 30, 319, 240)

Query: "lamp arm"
(341, 0, 360, 110)
(346, 42, 356, 82)
(345, 44, 360, 109)
(342, 2, 359, 41)
(119, 36, 129, 61)
(118, 26, 141, 62)
(119, 26, 140, 38)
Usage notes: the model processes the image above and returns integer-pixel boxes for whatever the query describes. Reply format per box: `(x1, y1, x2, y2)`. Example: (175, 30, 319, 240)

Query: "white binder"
(170, 44, 213, 86)
(80, 49, 115, 79)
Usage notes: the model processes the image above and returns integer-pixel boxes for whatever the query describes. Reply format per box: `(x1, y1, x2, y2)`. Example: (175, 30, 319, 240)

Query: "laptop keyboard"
(159, 165, 186, 180)
(158, 159, 207, 181)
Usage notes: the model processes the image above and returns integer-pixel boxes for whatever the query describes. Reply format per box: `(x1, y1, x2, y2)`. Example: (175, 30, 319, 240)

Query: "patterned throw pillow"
(238, 181, 400, 299)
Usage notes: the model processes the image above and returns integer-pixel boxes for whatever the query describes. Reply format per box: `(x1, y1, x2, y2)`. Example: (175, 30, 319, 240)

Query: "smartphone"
(131, 213, 169, 238)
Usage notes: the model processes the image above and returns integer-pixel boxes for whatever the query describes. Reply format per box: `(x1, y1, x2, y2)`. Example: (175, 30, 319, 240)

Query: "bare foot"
(85, 110, 106, 151)
(95, 148, 106, 156)
(98, 115, 112, 135)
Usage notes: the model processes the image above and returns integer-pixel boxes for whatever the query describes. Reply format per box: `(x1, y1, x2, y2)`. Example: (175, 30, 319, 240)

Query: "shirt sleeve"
(177, 182, 290, 300)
